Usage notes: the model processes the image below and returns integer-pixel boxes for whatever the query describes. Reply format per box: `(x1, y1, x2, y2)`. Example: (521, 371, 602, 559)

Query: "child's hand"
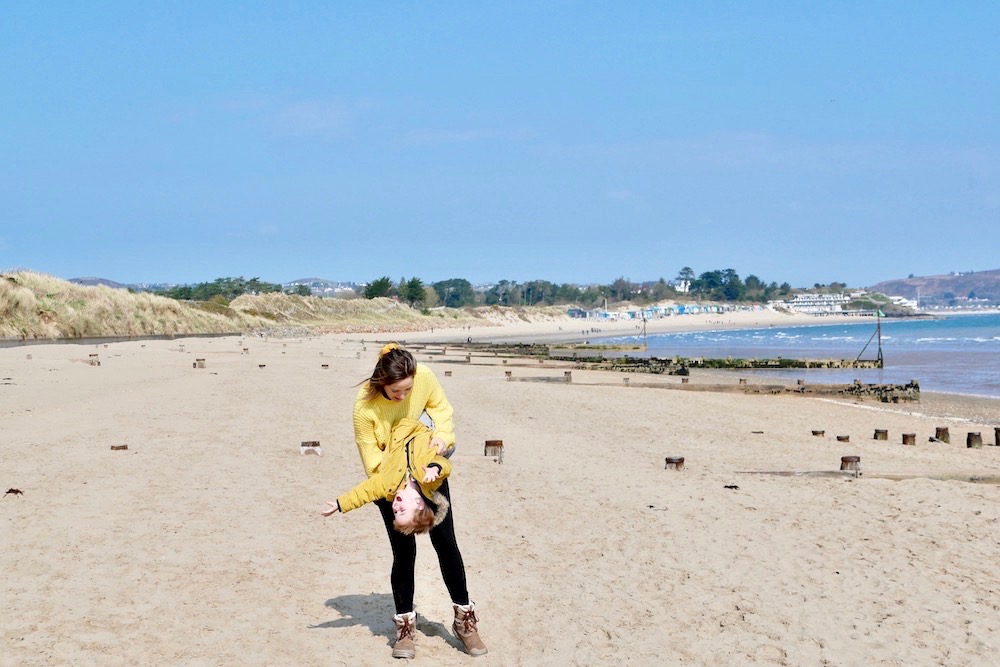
(321, 501, 340, 517)
(422, 466, 440, 483)
(429, 436, 448, 455)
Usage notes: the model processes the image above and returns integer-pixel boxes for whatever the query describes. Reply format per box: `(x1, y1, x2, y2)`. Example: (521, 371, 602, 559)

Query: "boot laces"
(459, 608, 479, 633)
(398, 616, 415, 640)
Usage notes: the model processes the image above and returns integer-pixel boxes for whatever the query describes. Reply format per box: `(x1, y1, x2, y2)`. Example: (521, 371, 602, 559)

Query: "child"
(323, 416, 451, 534)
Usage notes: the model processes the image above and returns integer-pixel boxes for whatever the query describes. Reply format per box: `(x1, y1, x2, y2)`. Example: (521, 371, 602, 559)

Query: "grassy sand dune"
(1, 272, 570, 339)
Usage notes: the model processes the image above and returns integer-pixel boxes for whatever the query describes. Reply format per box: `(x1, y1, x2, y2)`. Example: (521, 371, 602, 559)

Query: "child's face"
(392, 483, 424, 528)
(384, 376, 414, 402)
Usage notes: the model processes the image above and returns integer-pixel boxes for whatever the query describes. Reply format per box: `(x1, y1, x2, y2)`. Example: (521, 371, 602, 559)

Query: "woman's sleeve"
(422, 370, 455, 448)
(353, 400, 384, 478)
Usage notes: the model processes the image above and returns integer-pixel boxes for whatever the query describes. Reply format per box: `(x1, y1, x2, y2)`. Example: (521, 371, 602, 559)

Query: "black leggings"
(374, 478, 469, 614)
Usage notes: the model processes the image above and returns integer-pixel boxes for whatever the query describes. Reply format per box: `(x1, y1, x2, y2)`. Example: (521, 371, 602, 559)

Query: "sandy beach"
(2, 316, 998, 666)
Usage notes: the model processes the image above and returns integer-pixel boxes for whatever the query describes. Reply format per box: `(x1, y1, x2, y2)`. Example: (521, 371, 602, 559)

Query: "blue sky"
(2, 2, 998, 288)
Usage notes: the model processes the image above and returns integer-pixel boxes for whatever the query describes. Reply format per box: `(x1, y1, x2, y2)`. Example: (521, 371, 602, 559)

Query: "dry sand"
(2, 320, 998, 666)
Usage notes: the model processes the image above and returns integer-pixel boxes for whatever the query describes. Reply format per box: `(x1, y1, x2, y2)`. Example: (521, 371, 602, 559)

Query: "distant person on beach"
(321, 343, 487, 659)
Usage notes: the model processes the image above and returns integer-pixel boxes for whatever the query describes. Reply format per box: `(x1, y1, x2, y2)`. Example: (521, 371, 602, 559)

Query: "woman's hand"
(423, 466, 440, 483)
(321, 501, 340, 517)
(429, 436, 448, 455)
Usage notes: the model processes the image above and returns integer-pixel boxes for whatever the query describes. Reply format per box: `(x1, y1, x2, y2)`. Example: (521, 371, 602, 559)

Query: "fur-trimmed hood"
(420, 489, 451, 528)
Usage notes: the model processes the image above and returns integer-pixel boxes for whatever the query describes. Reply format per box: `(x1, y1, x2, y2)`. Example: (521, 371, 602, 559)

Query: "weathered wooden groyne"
(395, 341, 912, 402)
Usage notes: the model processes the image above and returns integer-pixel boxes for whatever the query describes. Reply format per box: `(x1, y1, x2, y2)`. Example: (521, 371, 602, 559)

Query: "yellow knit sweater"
(352, 364, 455, 478)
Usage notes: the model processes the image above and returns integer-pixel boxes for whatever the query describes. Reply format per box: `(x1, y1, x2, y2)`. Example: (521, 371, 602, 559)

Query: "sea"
(604, 312, 1000, 399)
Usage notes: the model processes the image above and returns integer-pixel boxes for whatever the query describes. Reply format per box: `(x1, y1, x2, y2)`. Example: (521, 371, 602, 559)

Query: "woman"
(347, 343, 487, 660)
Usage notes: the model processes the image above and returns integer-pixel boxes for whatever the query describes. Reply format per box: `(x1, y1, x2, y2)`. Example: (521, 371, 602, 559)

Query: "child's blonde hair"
(394, 505, 436, 535)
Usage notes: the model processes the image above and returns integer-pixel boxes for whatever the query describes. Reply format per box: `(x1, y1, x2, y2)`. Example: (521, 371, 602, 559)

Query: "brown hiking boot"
(392, 612, 416, 659)
(452, 602, 488, 656)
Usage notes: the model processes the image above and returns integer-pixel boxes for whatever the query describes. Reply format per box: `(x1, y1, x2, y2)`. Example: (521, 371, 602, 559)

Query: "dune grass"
(1, 271, 570, 339)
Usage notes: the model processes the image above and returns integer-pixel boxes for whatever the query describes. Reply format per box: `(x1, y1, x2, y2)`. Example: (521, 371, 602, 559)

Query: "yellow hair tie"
(379, 343, 400, 358)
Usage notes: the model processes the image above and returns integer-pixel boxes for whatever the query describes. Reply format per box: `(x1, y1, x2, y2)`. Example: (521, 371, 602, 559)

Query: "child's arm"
(336, 475, 391, 514)
(422, 455, 452, 483)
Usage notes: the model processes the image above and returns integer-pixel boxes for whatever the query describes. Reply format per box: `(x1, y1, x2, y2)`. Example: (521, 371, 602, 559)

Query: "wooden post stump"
(110, 444, 128, 451)
(840, 456, 861, 474)
(902, 433, 916, 446)
(664, 456, 685, 471)
(504, 370, 512, 381)
(300, 440, 321, 456)
(836, 435, 850, 442)
(484, 440, 504, 463)
(564, 371, 572, 383)
(935, 427, 950, 443)
(873, 429, 888, 440)
(995, 427, 1000, 447)
(966, 432, 983, 449)
(812, 430, 825, 437)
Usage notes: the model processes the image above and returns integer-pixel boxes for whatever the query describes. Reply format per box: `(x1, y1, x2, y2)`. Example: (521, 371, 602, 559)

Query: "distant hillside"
(869, 269, 1000, 305)
(69, 277, 128, 289)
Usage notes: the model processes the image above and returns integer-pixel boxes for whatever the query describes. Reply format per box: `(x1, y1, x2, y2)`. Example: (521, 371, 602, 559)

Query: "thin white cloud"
(404, 127, 532, 146)
(217, 94, 373, 140)
(605, 189, 635, 201)
(271, 100, 357, 139)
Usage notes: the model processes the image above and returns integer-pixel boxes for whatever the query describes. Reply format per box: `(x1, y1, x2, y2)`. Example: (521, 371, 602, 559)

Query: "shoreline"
(353, 313, 1000, 419)
(391, 309, 876, 346)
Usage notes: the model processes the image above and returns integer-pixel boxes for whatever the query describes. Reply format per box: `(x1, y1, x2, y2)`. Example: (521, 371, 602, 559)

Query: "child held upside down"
(322, 416, 451, 534)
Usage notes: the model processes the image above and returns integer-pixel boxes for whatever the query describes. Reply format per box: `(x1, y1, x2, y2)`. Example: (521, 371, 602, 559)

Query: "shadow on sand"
(312, 593, 462, 651)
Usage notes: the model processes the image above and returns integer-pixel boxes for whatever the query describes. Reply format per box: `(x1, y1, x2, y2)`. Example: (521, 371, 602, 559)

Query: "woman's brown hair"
(361, 343, 417, 401)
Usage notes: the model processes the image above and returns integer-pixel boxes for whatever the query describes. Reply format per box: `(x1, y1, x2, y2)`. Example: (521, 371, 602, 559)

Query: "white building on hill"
(778, 293, 850, 314)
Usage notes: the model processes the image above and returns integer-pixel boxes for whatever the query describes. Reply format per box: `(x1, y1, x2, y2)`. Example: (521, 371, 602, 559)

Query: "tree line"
(156, 268, 805, 309)
(364, 267, 797, 309)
